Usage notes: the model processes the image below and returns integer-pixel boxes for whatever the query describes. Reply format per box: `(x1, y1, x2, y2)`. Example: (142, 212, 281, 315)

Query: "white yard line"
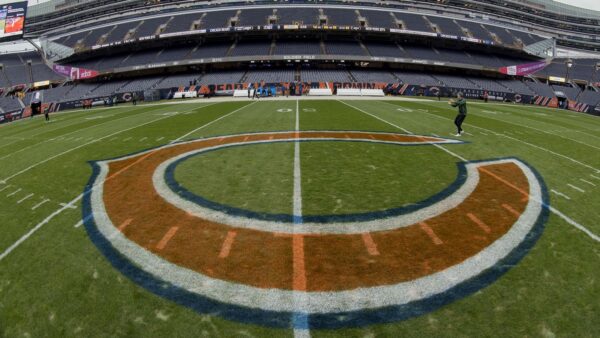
(293, 100, 303, 222)
(292, 100, 310, 338)
(340, 100, 467, 161)
(0, 110, 143, 162)
(470, 109, 600, 151)
(0, 110, 184, 184)
(0, 102, 252, 262)
(351, 100, 600, 243)
(574, 130, 600, 141)
(382, 101, 600, 174)
(169, 102, 250, 144)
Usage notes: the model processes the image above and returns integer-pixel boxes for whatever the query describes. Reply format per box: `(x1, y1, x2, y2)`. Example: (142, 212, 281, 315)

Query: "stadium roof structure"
(514, 0, 600, 19)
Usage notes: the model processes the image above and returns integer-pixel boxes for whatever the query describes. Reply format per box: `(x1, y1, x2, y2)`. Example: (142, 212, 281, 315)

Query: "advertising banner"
(499, 60, 549, 76)
(52, 64, 99, 80)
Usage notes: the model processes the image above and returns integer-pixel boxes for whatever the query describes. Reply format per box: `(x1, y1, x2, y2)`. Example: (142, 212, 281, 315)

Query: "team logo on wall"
(82, 131, 548, 329)
(514, 94, 522, 103)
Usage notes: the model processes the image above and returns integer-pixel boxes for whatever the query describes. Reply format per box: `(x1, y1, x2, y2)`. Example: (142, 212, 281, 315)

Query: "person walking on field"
(449, 92, 467, 137)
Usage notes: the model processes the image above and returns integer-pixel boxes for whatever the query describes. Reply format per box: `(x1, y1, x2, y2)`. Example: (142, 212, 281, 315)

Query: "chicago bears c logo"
(82, 131, 548, 329)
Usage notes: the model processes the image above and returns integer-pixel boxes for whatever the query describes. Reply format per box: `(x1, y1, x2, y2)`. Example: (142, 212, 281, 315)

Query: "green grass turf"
(175, 142, 295, 215)
(0, 98, 598, 337)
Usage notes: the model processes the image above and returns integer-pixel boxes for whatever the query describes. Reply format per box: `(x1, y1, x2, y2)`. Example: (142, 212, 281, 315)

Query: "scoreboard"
(0, 1, 27, 42)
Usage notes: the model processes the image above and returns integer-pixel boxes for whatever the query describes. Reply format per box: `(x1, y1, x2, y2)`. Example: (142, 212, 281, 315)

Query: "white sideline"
(0, 102, 253, 262)
(343, 100, 600, 243)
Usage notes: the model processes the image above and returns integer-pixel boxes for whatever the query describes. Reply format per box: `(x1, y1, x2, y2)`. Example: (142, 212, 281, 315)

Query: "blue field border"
(81, 131, 548, 330)
(164, 138, 469, 223)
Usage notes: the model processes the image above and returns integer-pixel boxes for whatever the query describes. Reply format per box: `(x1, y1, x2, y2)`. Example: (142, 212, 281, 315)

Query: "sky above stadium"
(555, 0, 600, 10)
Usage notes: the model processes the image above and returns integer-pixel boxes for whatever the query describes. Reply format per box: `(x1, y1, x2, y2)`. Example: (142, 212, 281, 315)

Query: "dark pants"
(454, 114, 466, 134)
(45, 113, 49, 121)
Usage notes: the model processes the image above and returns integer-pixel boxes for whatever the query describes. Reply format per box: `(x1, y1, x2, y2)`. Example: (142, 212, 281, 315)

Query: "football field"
(0, 97, 598, 337)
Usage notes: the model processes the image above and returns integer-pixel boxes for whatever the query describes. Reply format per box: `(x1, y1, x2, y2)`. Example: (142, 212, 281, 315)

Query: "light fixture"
(565, 58, 573, 68)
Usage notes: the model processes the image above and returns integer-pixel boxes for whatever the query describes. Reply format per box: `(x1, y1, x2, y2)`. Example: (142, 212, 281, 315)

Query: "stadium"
(0, 0, 599, 336)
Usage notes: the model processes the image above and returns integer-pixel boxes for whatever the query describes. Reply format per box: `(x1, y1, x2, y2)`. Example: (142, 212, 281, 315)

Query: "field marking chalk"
(381, 100, 600, 174)
(60, 202, 77, 209)
(0, 198, 78, 261)
(293, 99, 310, 337)
(419, 222, 443, 245)
(169, 102, 253, 144)
(7, 188, 22, 197)
(579, 179, 596, 187)
(1, 104, 227, 261)
(361, 233, 380, 256)
(374, 100, 600, 243)
(551, 190, 571, 200)
(16, 193, 34, 204)
(156, 226, 179, 250)
(1, 111, 182, 183)
(341, 100, 468, 162)
(502, 204, 521, 217)
(567, 184, 585, 193)
(466, 213, 491, 233)
(31, 199, 50, 210)
(118, 218, 134, 231)
(218, 231, 237, 259)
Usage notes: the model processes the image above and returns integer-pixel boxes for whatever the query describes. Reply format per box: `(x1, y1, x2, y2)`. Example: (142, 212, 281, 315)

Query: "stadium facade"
(1, 0, 600, 122)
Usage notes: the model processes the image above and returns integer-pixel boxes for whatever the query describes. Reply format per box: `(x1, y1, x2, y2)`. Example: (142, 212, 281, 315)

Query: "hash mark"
(579, 179, 596, 187)
(156, 227, 179, 250)
(567, 184, 585, 193)
(419, 222, 443, 245)
(466, 213, 491, 233)
(17, 193, 34, 204)
(31, 199, 50, 210)
(218, 231, 237, 258)
(361, 233, 380, 256)
(118, 218, 133, 231)
(502, 204, 521, 217)
(7, 188, 21, 197)
(551, 189, 571, 200)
